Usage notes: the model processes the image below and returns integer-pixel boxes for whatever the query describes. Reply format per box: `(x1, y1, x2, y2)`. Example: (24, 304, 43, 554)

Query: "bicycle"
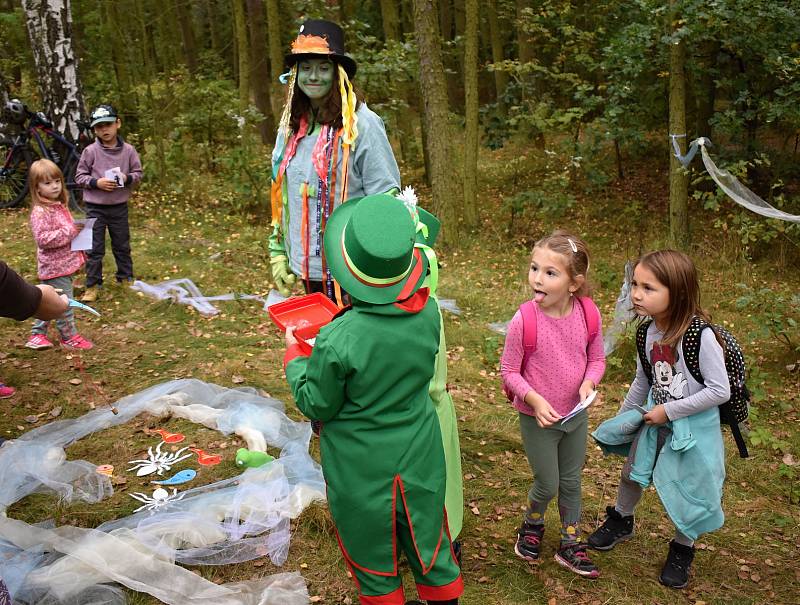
(0, 99, 93, 213)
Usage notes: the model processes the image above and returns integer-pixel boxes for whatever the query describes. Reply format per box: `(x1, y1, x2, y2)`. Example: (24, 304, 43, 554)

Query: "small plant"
(735, 283, 800, 352)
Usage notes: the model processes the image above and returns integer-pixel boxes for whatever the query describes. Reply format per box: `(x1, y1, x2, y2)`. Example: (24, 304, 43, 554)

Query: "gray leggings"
(519, 411, 587, 527)
(31, 275, 76, 340)
(616, 425, 694, 547)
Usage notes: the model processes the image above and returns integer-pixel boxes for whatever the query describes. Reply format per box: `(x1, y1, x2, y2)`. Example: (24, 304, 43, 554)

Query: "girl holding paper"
(500, 230, 605, 578)
(24, 159, 93, 351)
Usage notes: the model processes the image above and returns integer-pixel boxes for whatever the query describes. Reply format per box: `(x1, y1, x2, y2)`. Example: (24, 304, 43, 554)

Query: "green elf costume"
(284, 194, 463, 605)
(401, 189, 464, 543)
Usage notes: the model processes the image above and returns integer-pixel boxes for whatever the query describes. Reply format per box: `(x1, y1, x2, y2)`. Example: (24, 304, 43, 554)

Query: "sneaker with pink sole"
(26, 334, 54, 349)
(61, 334, 94, 350)
(0, 383, 15, 399)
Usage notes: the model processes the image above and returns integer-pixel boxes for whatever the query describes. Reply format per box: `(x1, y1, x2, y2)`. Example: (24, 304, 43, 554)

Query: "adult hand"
(270, 254, 297, 297)
(96, 177, 117, 192)
(35, 285, 69, 320)
(285, 326, 299, 348)
(643, 404, 669, 426)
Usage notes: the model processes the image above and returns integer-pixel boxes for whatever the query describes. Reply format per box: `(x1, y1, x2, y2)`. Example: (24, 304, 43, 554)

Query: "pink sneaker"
(0, 383, 15, 399)
(61, 334, 94, 351)
(26, 334, 54, 349)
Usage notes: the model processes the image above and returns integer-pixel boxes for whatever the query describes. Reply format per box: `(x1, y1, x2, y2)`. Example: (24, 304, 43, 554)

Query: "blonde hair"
(635, 250, 717, 347)
(532, 229, 591, 297)
(29, 159, 67, 207)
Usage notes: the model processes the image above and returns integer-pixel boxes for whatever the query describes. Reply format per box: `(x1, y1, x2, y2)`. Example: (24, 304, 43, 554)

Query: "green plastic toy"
(235, 448, 274, 468)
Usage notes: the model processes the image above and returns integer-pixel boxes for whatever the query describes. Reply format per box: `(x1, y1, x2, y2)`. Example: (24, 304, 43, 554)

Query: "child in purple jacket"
(75, 104, 142, 302)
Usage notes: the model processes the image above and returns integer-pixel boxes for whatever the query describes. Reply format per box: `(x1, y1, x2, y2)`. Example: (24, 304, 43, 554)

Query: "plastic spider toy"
(127, 442, 193, 476)
(129, 487, 185, 513)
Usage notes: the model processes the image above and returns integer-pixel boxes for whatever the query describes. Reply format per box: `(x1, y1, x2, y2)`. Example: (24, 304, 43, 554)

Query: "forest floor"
(0, 144, 798, 605)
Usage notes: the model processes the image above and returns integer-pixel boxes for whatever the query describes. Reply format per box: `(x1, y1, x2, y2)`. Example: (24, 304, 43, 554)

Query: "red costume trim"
(394, 288, 429, 313)
(394, 249, 425, 300)
(283, 343, 309, 369)
(359, 587, 405, 605)
(397, 474, 444, 574)
(417, 575, 464, 601)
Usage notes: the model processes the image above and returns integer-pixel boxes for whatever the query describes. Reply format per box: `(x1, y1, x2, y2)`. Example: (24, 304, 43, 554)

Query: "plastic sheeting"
(130, 279, 287, 317)
(698, 139, 800, 223)
(0, 379, 325, 605)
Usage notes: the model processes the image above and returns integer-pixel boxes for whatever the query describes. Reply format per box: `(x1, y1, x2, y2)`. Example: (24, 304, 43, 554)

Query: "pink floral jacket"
(30, 203, 84, 280)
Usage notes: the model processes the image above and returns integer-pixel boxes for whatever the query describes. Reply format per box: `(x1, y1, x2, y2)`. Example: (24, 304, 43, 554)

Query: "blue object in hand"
(68, 298, 101, 316)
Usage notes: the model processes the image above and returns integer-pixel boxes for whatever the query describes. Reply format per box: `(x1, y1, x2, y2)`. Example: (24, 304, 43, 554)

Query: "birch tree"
(22, 0, 85, 141)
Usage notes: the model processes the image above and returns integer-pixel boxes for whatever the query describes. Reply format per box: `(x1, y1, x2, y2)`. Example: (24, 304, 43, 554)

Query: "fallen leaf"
(232, 375, 245, 384)
(24, 415, 39, 423)
(49, 406, 62, 418)
(782, 453, 797, 466)
(69, 378, 82, 385)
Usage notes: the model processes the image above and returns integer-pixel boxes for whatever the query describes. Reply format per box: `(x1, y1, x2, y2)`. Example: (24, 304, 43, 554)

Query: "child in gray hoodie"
(75, 104, 142, 301)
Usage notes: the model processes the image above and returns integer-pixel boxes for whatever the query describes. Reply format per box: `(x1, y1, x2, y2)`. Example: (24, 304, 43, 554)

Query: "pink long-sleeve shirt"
(501, 298, 606, 417)
(30, 203, 84, 280)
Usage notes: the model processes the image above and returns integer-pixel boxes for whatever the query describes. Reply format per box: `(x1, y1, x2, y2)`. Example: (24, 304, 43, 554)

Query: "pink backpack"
(504, 297, 602, 402)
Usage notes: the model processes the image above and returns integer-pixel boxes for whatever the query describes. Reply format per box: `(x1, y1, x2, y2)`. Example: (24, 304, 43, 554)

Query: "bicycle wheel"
(62, 155, 85, 214)
(0, 142, 30, 208)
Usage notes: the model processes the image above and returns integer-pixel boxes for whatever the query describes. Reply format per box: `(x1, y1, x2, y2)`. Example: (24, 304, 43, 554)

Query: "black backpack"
(636, 317, 750, 458)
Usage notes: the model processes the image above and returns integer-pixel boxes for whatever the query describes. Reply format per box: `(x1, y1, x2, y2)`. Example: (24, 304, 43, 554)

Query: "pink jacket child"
(25, 202, 93, 350)
(30, 204, 84, 280)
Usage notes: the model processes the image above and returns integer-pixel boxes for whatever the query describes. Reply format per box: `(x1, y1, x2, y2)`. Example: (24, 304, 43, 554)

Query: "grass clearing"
(0, 147, 798, 604)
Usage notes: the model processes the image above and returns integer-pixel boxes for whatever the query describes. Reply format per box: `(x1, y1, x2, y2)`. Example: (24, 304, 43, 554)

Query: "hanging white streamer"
(697, 138, 800, 223)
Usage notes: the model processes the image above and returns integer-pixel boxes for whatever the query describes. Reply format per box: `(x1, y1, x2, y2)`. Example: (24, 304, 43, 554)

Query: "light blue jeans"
(31, 274, 76, 340)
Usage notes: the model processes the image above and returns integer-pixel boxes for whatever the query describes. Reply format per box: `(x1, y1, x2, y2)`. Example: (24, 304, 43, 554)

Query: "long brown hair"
(29, 159, 68, 207)
(635, 250, 718, 347)
(289, 59, 363, 132)
(532, 229, 591, 298)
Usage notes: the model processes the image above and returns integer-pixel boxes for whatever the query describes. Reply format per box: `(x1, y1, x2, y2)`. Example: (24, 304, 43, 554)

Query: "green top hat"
(323, 194, 429, 305)
(416, 206, 440, 246)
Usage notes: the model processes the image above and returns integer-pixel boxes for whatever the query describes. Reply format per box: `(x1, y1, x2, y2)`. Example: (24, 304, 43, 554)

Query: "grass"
(0, 144, 798, 604)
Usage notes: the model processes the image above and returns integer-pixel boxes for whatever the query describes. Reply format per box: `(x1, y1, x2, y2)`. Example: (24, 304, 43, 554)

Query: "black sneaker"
(588, 506, 634, 551)
(659, 540, 695, 588)
(514, 520, 544, 561)
(452, 539, 462, 565)
(554, 542, 600, 578)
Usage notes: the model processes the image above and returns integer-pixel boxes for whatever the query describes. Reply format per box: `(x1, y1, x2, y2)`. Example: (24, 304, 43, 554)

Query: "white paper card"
(560, 390, 597, 424)
(71, 218, 96, 251)
(104, 167, 124, 188)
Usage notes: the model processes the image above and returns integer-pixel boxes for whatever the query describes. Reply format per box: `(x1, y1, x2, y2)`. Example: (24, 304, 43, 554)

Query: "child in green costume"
(284, 194, 462, 605)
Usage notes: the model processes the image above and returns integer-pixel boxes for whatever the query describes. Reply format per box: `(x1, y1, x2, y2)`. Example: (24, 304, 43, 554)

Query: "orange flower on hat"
(291, 35, 332, 55)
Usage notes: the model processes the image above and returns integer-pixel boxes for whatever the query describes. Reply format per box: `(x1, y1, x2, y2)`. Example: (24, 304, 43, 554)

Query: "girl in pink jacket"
(25, 160, 93, 351)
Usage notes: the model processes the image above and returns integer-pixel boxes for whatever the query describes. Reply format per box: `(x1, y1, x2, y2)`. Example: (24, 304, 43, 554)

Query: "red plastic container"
(268, 293, 340, 343)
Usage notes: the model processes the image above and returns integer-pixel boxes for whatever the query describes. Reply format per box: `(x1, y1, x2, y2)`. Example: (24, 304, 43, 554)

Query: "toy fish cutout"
(95, 464, 114, 477)
(190, 448, 222, 466)
(151, 468, 196, 485)
(68, 298, 101, 316)
(154, 429, 185, 443)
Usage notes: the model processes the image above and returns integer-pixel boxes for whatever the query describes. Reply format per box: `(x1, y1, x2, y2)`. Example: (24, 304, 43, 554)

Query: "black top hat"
(284, 20, 357, 79)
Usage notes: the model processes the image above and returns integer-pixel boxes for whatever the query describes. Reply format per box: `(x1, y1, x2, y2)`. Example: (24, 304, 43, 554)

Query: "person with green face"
(269, 19, 401, 306)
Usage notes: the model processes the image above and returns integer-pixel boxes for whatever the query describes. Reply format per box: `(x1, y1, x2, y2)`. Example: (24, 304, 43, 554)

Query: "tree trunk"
(516, 0, 535, 90)
(487, 0, 508, 102)
(266, 0, 284, 125)
(695, 39, 718, 139)
(668, 0, 690, 250)
(204, 0, 221, 57)
(463, 0, 478, 227)
(174, 0, 198, 75)
(379, 0, 400, 42)
(105, 0, 133, 97)
(246, 0, 274, 143)
(232, 0, 249, 112)
(21, 0, 86, 142)
(413, 0, 461, 242)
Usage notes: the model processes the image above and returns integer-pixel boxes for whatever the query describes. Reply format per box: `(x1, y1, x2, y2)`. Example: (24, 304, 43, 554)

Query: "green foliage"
(735, 283, 800, 351)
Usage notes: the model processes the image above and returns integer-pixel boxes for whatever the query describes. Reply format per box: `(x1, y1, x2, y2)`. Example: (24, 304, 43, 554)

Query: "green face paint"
(297, 58, 335, 105)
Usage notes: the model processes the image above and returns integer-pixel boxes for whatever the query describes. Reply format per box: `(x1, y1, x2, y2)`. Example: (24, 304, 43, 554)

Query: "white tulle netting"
(0, 379, 326, 604)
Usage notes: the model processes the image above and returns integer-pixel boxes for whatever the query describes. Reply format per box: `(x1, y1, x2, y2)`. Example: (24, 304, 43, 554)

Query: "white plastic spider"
(127, 442, 193, 476)
(129, 487, 185, 513)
